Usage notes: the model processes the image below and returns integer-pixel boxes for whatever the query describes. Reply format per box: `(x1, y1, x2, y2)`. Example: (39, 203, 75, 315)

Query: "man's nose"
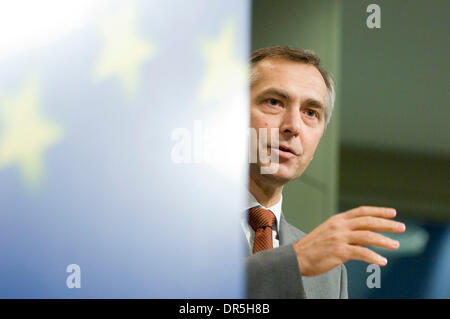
(280, 108, 302, 137)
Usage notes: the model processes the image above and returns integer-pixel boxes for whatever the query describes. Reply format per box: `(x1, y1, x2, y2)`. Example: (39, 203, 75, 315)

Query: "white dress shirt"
(241, 191, 282, 254)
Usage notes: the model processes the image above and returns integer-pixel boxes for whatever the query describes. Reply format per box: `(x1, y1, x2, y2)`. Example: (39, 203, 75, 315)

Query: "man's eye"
(267, 98, 281, 107)
(305, 109, 318, 118)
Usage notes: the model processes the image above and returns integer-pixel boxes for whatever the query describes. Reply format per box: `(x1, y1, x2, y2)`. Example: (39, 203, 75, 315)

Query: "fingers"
(343, 206, 397, 219)
(348, 216, 406, 233)
(346, 245, 388, 266)
(347, 231, 400, 250)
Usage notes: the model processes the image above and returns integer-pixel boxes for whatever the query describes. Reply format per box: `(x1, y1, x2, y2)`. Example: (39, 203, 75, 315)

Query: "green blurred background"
(252, 0, 449, 298)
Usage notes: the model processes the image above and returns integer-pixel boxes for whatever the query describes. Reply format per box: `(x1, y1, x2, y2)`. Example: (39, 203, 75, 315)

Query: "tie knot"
(248, 207, 276, 231)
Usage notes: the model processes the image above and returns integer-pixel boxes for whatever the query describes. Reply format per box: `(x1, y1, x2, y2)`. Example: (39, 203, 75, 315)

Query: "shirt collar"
(245, 190, 282, 233)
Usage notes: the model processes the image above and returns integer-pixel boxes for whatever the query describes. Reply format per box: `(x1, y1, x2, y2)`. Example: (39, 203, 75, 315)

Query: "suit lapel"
(279, 212, 294, 245)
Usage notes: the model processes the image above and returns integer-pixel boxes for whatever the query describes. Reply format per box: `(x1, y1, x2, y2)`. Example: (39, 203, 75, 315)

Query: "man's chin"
(255, 162, 299, 184)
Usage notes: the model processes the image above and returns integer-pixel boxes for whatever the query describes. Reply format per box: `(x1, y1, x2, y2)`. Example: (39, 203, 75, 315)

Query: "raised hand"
(293, 206, 406, 277)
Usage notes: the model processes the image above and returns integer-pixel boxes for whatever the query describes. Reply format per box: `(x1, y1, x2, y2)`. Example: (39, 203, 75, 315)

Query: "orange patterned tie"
(248, 207, 277, 254)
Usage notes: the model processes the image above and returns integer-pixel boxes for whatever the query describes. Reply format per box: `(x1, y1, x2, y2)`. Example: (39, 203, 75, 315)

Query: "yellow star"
(92, 1, 156, 99)
(197, 19, 248, 103)
(0, 74, 63, 190)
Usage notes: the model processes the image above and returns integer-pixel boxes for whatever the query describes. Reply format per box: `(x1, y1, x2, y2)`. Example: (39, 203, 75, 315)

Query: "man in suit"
(245, 46, 406, 298)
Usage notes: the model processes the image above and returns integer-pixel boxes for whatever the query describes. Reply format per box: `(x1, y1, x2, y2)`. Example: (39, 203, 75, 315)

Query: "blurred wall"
(340, 0, 450, 222)
(252, 0, 343, 233)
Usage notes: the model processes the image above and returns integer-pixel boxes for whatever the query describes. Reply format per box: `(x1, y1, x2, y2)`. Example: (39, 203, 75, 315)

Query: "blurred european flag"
(0, 0, 250, 298)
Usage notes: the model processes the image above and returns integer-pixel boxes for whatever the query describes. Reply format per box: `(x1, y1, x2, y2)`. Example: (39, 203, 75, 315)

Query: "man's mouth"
(278, 144, 297, 155)
(269, 144, 297, 159)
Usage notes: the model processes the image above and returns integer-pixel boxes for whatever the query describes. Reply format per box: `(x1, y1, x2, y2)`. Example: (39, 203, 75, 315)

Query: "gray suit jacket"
(246, 213, 348, 299)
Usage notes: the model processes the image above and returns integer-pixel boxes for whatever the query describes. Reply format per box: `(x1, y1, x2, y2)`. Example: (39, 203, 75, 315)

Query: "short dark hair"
(250, 46, 335, 126)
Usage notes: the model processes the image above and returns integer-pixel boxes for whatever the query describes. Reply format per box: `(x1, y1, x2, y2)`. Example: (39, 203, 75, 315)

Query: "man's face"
(250, 57, 327, 185)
